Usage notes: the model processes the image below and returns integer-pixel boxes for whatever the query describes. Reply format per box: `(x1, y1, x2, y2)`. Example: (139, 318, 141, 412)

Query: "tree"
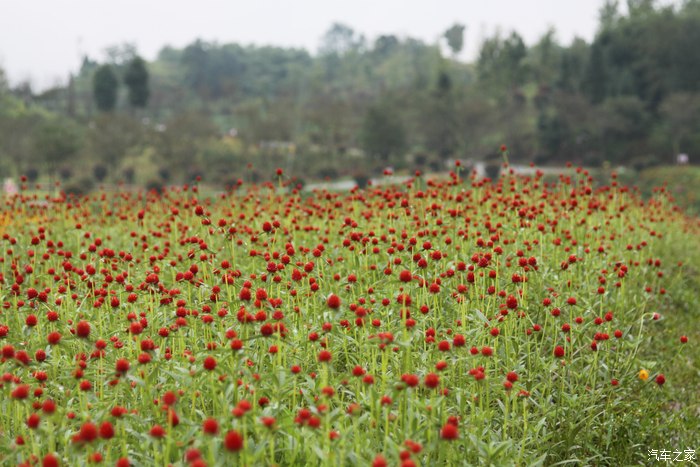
(124, 56, 150, 108)
(319, 23, 364, 56)
(361, 103, 406, 162)
(33, 118, 83, 177)
(658, 92, 700, 160)
(444, 23, 466, 56)
(599, 0, 621, 31)
(0, 67, 8, 93)
(584, 42, 607, 104)
(93, 65, 119, 112)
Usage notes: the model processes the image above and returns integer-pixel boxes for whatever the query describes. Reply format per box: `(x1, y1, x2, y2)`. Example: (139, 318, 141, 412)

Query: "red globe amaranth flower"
(424, 372, 440, 389)
(99, 421, 115, 439)
(554, 346, 565, 358)
(26, 413, 41, 429)
(372, 455, 388, 467)
(318, 350, 332, 362)
(401, 373, 420, 387)
(149, 424, 166, 438)
(162, 391, 177, 406)
(202, 418, 219, 435)
(79, 422, 99, 443)
(42, 453, 60, 467)
(115, 358, 130, 375)
(327, 294, 341, 309)
(437, 340, 451, 352)
(76, 320, 91, 338)
(224, 430, 244, 451)
(42, 399, 56, 414)
(203, 356, 217, 371)
(655, 374, 666, 386)
(680, 335, 688, 344)
(440, 423, 459, 440)
(11, 384, 30, 399)
(506, 371, 518, 382)
(47, 332, 61, 345)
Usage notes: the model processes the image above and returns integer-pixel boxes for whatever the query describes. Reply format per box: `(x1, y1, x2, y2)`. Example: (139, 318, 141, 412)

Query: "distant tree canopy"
(124, 56, 150, 108)
(93, 65, 119, 112)
(444, 23, 466, 56)
(3, 1, 700, 187)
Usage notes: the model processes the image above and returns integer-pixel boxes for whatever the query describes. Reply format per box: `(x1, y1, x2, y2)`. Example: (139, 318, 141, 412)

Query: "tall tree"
(93, 64, 119, 112)
(319, 23, 364, 56)
(124, 56, 150, 108)
(444, 23, 466, 56)
(361, 102, 406, 162)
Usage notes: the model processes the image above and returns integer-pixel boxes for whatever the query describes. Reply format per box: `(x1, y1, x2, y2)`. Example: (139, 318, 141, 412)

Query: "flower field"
(1, 166, 698, 466)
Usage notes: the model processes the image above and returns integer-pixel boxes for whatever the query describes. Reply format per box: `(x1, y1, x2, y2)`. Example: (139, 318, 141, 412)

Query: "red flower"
(261, 416, 276, 428)
(203, 356, 217, 371)
(115, 358, 130, 375)
(47, 332, 61, 345)
(42, 453, 60, 467)
(99, 421, 115, 439)
(318, 350, 332, 362)
(167, 408, 180, 427)
(76, 320, 91, 338)
(372, 455, 388, 467)
(401, 373, 419, 387)
(424, 373, 440, 389)
(162, 391, 177, 406)
(129, 321, 143, 335)
(224, 430, 244, 451)
(11, 384, 30, 399)
(399, 270, 412, 283)
(327, 294, 341, 309)
(440, 423, 459, 440)
(149, 424, 166, 438)
(79, 422, 99, 442)
(506, 371, 518, 382)
(203, 418, 219, 435)
(656, 374, 666, 386)
(554, 346, 565, 358)
(26, 413, 40, 429)
(680, 335, 688, 344)
(42, 399, 56, 414)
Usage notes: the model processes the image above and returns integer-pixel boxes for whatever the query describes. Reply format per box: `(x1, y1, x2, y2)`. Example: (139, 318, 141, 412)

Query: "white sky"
(0, 0, 674, 91)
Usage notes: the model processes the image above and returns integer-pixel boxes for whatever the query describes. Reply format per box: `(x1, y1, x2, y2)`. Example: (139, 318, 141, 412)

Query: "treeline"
(1, 0, 700, 189)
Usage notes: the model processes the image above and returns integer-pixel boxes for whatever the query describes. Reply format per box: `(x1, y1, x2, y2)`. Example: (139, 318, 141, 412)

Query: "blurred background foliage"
(1, 0, 700, 203)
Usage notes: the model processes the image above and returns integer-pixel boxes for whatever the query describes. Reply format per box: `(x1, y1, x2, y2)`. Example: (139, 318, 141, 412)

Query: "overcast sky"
(0, 0, 670, 91)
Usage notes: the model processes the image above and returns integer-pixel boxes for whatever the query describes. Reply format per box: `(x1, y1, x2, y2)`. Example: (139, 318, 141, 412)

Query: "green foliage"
(5, 0, 700, 185)
(93, 64, 119, 112)
(361, 102, 406, 161)
(32, 117, 83, 174)
(124, 56, 150, 108)
(443, 23, 466, 56)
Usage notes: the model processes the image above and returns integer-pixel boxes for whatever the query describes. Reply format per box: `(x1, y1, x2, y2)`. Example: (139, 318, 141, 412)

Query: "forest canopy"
(2, 0, 700, 187)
